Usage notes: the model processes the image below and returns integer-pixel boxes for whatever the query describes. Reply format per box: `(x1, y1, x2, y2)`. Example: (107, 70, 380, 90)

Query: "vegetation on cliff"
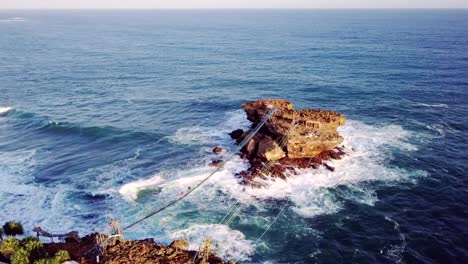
(0, 222, 71, 264)
(0, 221, 231, 264)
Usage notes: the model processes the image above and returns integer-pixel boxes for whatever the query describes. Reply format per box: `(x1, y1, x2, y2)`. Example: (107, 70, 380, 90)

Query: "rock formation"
(43, 233, 230, 264)
(231, 99, 347, 184)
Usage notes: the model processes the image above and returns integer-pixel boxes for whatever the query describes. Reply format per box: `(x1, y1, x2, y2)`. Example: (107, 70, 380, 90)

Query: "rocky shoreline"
(44, 234, 229, 264)
(0, 222, 230, 264)
(221, 99, 348, 186)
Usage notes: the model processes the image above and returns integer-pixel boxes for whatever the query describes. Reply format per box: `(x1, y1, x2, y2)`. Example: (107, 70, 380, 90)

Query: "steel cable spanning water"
(123, 107, 277, 230)
(192, 116, 299, 262)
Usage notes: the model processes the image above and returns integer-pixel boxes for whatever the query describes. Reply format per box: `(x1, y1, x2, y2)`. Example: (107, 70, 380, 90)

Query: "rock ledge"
(232, 99, 347, 185)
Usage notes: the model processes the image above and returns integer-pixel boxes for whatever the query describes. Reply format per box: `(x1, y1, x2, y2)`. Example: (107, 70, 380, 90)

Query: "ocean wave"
(39, 121, 143, 140)
(170, 224, 254, 261)
(0, 17, 26, 22)
(414, 103, 448, 108)
(0, 106, 14, 115)
(0, 149, 79, 232)
(118, 112, 425, 260)
(168, 110, 250, 146)
(121, 115, 424, 215)
(238, 120, 423, 218)
(383, 216, 406, 263)
(5, 109, 165, 142)
(119, 175, 164, 201)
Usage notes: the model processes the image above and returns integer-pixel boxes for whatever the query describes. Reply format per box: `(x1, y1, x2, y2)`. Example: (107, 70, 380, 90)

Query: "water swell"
(414, 103, 449, 108)
(5, 108, 167, 142)
(0, 106, 14, 116)
(0, 17, 26, 23)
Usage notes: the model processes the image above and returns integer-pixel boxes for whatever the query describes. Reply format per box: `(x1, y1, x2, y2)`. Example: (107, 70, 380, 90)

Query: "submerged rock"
(232, 99, 347, 183)
(209, 160, 223, 167)
(212, 146, 223, 154)
(229, 129, 244, 141)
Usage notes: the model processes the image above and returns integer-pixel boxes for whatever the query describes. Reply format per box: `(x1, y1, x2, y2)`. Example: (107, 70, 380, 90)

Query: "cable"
(124, 107, 277, 230)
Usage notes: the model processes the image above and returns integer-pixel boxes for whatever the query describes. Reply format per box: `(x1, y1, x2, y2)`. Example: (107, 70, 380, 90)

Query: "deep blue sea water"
(1, 10, 467, 263)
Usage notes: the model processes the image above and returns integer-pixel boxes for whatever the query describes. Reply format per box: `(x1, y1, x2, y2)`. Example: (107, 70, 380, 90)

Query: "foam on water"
(234, 120, 423, 217)
(170, 224, 254, 261)
(0, 149, 78, 232)
(119, 175, 164, 201)
(414, 103, 449, 108)
(168, 110, 250, 146)
(118, 111, 425, 259)
(383, 216, 406, 263)
(121, 113, 424, 213)
(0, 106, 14, 115)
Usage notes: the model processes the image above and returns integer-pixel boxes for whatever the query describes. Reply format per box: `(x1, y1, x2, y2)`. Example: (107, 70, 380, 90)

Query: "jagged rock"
(232, 99, 347, 183)
(242, 99, 345, 158)
(229, 129, 244, 140)
(256, 135, 286, 161)
(323, 163, 335, 172)
(43, 233, 229, 264)
(212, 146, 223, 154)
(169, 240, 189, 250)
(209, 160, 223, 167)
(240, 134, 285, 162)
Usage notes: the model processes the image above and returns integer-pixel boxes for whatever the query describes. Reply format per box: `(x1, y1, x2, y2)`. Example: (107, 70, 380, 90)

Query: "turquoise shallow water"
(0, 10, 467, 263)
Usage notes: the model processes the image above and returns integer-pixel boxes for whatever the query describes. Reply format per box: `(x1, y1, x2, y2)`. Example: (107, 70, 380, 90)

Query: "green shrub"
(21, 236, 40, 245)
(34, 259, 56, 264)
(53, 250, 70, 263)
(33, 259, 49, 264)
(23, 237, 47, 261)
(11, 248, 30, 264)
(0, 237, 20, 256)
(0, 227, 3, 240)
(3, 222, 24, 237)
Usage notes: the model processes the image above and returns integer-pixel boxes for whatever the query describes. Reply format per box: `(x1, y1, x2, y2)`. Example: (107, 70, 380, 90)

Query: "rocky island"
(228, 99, 347, 185)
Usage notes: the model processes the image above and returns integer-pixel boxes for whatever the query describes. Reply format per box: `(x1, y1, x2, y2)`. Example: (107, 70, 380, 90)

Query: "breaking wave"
(118, 111, 425, 260)
(170, 224, 254, 261)
(414, 103, 448, 108)
(236, 120, 423, 218)
(0, 106, 14, 115)
(120, 112, 425, 216)
(120, 112, 425, 221)
(168, 110, 250, 146)
(0, 149, 79, 232)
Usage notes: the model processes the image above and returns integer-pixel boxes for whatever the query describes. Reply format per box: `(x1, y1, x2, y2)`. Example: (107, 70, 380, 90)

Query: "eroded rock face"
(43, 234, 229, 264)
(212, 146, 223, 154)
(233, 99, 347, 184)
(242, 99, 345, 158)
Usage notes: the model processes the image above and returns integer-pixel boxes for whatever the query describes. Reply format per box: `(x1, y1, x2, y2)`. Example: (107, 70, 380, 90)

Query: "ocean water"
(1, 10, 467, 263)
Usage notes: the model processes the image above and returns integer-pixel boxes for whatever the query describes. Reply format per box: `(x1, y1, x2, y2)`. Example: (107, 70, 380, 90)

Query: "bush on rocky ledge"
(3, 221, 24, 237)
(0, 222, 71, 264)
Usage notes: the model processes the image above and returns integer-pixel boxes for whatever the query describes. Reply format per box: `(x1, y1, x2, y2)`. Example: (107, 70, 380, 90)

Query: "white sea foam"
(414, 103, 448, 108)
(233, 120, 423, 218)
(121, 113, 424, 217)
(119, 175, 164, 201)
(170, 224, 254, 261)
(383, 216, 406, 263)
(168, 110, 249, 146)
(119, 111, 424, 258)
(0, 149, 78, 232)
(0, 106, 14, 115)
